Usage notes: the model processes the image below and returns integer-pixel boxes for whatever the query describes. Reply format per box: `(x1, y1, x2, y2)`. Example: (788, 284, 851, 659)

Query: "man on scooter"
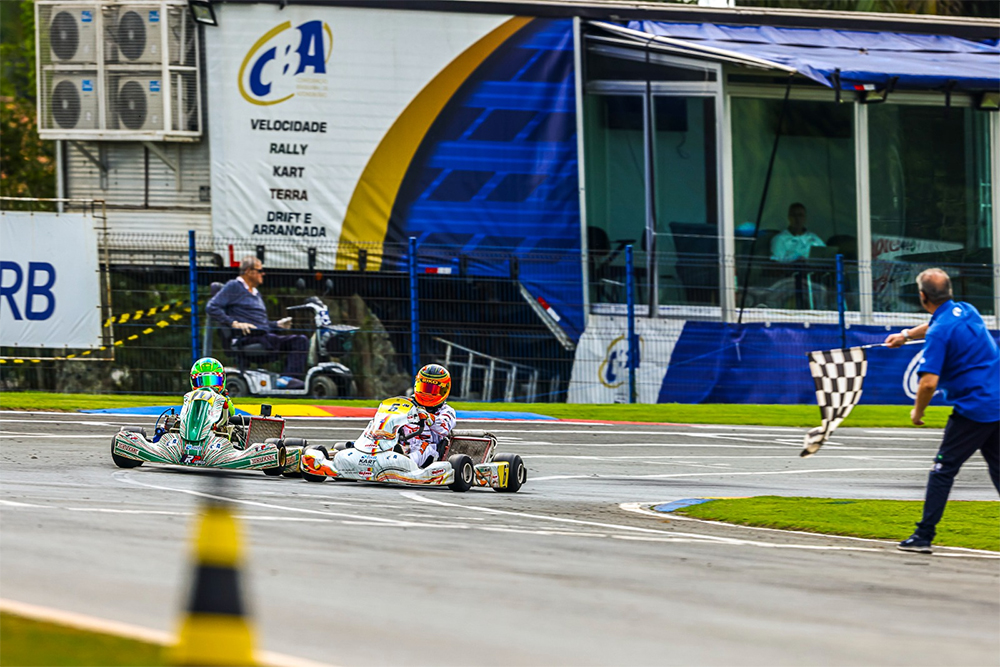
(403, 364, 456, 467)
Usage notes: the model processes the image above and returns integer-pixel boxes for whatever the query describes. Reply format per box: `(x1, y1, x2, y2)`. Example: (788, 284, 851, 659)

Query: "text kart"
(299, 396, 526, 492)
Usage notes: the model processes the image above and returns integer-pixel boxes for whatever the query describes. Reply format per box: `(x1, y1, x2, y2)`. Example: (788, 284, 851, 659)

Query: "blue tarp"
(628, 21, 1000, 92)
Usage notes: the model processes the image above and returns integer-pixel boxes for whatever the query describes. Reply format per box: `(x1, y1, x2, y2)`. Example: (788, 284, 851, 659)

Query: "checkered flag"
(802, 346, 868, 457)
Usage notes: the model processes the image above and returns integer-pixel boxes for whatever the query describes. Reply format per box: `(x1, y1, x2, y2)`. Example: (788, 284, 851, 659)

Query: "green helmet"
(190, 357, 226, 392)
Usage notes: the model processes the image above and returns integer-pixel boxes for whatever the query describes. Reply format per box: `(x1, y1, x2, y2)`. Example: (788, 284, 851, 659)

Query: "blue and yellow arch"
(336, 18, 583, 340)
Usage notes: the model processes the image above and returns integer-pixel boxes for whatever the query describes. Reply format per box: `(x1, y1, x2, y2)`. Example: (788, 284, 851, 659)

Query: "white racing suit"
(400, 403, 456, 468)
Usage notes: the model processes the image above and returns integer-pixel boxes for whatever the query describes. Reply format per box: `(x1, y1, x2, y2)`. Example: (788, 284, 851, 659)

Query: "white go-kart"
(299, 396, 526, 493)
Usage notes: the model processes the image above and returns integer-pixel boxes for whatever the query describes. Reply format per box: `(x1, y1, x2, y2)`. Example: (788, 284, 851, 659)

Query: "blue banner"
(658, 321, 1000, 405)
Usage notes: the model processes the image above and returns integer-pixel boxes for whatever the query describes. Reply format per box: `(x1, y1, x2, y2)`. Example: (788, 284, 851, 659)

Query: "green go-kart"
(110, 388, 306, 475)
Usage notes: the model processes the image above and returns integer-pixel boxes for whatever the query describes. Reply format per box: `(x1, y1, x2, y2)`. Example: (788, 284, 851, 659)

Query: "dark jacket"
(206, 279, 276, 333)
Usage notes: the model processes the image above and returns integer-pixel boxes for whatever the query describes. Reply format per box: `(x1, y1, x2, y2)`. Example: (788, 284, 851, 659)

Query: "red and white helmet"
(414, 364, 451, 408)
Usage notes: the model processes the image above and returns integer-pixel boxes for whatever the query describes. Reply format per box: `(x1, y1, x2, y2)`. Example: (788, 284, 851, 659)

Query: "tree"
(1, 0, 55, 209)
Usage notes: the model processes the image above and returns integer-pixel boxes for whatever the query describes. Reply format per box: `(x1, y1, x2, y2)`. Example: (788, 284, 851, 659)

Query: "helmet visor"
(193, 373, 224, 389)
(415, 380, 443, 397)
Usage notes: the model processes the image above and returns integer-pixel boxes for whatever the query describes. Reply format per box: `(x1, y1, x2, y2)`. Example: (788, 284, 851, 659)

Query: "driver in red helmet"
(404, 364, 456, 467)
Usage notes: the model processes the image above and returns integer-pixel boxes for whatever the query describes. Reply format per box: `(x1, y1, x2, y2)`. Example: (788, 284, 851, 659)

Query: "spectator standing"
(884, 268, 1000, 553)
(207, 256, 309, 389)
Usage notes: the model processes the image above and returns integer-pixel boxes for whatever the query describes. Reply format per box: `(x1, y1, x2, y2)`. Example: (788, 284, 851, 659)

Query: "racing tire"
(492, 453, 526, 493)
(112, 428, 145, 468)
(309, 375, 338, 399)
(227, 375, 250, 398)
(448, 454, 474, 493)
(301, 445, 329, 483)
(262, 438, 283, 474)
(280, 438, 308, 477)
(262, 445, 287, 476)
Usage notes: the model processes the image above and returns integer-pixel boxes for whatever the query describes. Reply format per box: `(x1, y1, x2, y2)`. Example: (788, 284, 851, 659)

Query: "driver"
(402, 364, 456, 467)
(189, 357, 236, 431)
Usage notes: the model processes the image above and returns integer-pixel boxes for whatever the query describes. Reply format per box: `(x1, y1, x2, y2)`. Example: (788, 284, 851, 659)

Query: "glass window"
(869, 105, 994, 315)
(584, 93, 646, 305)
(731, 98, 858, 312)
(653, 96, 719, 307)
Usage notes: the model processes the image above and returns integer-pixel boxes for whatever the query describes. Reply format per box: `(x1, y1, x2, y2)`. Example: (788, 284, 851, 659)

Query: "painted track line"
(618, 503, 1000, 559)
(0, 598, 335, 667)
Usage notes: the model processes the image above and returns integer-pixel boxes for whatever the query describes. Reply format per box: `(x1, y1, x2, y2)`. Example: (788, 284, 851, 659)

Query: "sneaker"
(897, 535, 932, 554)
(276, 376, 305, 390)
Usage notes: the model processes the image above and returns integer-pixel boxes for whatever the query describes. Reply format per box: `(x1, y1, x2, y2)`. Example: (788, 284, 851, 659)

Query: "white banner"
(205, 4, 508, 266)
(0, 212, 102, 349)
(568, 315, 684, 404)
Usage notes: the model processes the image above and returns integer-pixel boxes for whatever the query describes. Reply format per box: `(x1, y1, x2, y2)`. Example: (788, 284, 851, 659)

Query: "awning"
(605, 20, 1000, 92)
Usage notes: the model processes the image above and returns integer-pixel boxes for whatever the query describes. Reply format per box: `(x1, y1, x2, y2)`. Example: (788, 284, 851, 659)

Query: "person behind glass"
(206, 256, 309, 389)
(884, 268, 999, 554)
(770, 203, 826, 308)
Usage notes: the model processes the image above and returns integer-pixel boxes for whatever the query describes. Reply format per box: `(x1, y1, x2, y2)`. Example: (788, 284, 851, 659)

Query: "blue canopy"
(625, 20, 1000, 92)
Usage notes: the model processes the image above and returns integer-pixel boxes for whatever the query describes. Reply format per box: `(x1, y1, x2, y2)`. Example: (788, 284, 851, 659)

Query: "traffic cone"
(171, 493, 256, 666)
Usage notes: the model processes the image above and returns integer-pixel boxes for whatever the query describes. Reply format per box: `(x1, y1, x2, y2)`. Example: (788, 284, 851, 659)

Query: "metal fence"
(2, 226, 996, 404)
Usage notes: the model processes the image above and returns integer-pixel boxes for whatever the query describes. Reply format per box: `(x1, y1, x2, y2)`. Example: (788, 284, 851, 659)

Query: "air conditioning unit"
(46, 4, 99, 64)
(112, 76, 163, 131)
(49, 73, 100, 130)
(110, 6, 165, 64)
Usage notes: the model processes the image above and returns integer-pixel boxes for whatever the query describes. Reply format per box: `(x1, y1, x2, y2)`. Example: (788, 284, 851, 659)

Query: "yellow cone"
(171, 500, 256, 666)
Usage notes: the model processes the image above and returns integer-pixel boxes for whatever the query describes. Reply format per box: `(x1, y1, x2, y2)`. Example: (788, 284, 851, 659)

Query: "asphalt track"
(1, 412, 998, 667)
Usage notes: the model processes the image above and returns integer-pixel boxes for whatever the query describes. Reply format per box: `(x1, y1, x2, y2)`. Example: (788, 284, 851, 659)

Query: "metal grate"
(447, 435, 495, 464)
(246, 417, 284, 445)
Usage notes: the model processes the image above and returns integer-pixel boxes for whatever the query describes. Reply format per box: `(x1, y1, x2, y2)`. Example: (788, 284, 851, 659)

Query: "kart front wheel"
(448, 454, 474, 492)
(112, 428, 145, 468)
(492, 453, 526, 493)
(302, 445, 329, 483)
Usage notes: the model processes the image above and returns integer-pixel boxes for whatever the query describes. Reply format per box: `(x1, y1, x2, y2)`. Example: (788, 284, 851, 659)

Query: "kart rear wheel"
(302, 445, 329, 483)
(448, 454, 474, 492)
(280, 438, 308, 477)
(112, 427, 145, 468)
(262, 438, 283, 476)
(492, 453, 526, 493)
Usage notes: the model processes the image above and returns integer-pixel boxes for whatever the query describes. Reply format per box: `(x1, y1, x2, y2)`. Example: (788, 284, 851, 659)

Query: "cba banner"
(0, 212, 102, 349)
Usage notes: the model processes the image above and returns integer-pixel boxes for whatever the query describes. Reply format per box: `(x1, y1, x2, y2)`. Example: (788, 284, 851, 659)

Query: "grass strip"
(672, 496, 1000, 551)
(0, 612, 165, 666)
(0, 391, 951, 428)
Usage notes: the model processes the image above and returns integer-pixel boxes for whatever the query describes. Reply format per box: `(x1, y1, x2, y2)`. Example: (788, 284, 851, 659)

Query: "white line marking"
(0, 599, 335, 667)
(530, 467, 934, 482)
(0, 499, 46, 508)
(618, 503, 1000, 558)
(0, 432, 111, 438)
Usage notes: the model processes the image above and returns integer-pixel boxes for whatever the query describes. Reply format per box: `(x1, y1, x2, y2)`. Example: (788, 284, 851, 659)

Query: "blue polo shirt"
(919, 300, 1000, 423)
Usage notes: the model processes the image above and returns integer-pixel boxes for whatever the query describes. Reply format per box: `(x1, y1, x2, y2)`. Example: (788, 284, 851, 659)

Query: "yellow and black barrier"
(171, 492, 256, 666)
(104, 300, 187, 328)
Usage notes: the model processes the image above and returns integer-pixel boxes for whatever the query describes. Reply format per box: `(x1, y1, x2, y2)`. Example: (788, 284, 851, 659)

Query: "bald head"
(916, 268, 952, 306)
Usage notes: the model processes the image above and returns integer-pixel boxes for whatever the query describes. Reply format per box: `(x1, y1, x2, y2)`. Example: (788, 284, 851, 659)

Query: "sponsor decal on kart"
(358, 455, 376, 467)
(496, 462, 509, 489)
(250, 454, 276, 466)
(116, 442, 140, 456)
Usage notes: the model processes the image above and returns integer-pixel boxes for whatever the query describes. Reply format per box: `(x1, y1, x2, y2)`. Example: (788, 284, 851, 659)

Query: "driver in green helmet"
(189, 357, 236, 430)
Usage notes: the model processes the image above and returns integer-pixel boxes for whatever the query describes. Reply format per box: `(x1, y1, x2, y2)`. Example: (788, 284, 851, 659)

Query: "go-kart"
(111, 389, 307, 475)
(299, 396, 526, 492)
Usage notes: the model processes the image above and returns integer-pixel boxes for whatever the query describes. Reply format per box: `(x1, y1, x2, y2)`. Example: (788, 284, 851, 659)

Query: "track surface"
(2, 412, 998, 666)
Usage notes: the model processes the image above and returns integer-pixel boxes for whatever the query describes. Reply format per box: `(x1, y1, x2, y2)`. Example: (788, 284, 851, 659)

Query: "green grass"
(0, 613, 165, 666)
(673, 496, 1000, 551)
(0, 390, 951, 428)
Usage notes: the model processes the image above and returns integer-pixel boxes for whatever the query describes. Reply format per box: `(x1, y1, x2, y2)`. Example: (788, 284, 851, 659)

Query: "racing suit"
(401, 403, 456, 468)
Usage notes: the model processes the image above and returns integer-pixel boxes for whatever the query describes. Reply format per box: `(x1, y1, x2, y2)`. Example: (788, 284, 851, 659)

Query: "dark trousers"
(915, 413, 1000, 540)
(244, 332, 308, 377)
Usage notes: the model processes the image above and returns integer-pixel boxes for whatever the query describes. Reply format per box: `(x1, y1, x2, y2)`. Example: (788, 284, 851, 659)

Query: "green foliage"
(0, 613, 166, 667)
(1, 0, 55, 208)
(674, 496, 1000, 551)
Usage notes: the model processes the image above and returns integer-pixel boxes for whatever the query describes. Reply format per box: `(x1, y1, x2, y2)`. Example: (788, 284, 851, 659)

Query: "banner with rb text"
(0, 212, 102, 349)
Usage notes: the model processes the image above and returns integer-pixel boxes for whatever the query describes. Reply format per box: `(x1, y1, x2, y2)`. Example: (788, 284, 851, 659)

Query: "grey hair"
(916, 268, 952, 305)
(239, 256, 259, 275)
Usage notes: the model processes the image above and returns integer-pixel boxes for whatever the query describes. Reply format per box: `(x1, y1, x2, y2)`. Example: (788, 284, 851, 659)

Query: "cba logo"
(239, 20, 332, 105)
(598, 335, 642, 389)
